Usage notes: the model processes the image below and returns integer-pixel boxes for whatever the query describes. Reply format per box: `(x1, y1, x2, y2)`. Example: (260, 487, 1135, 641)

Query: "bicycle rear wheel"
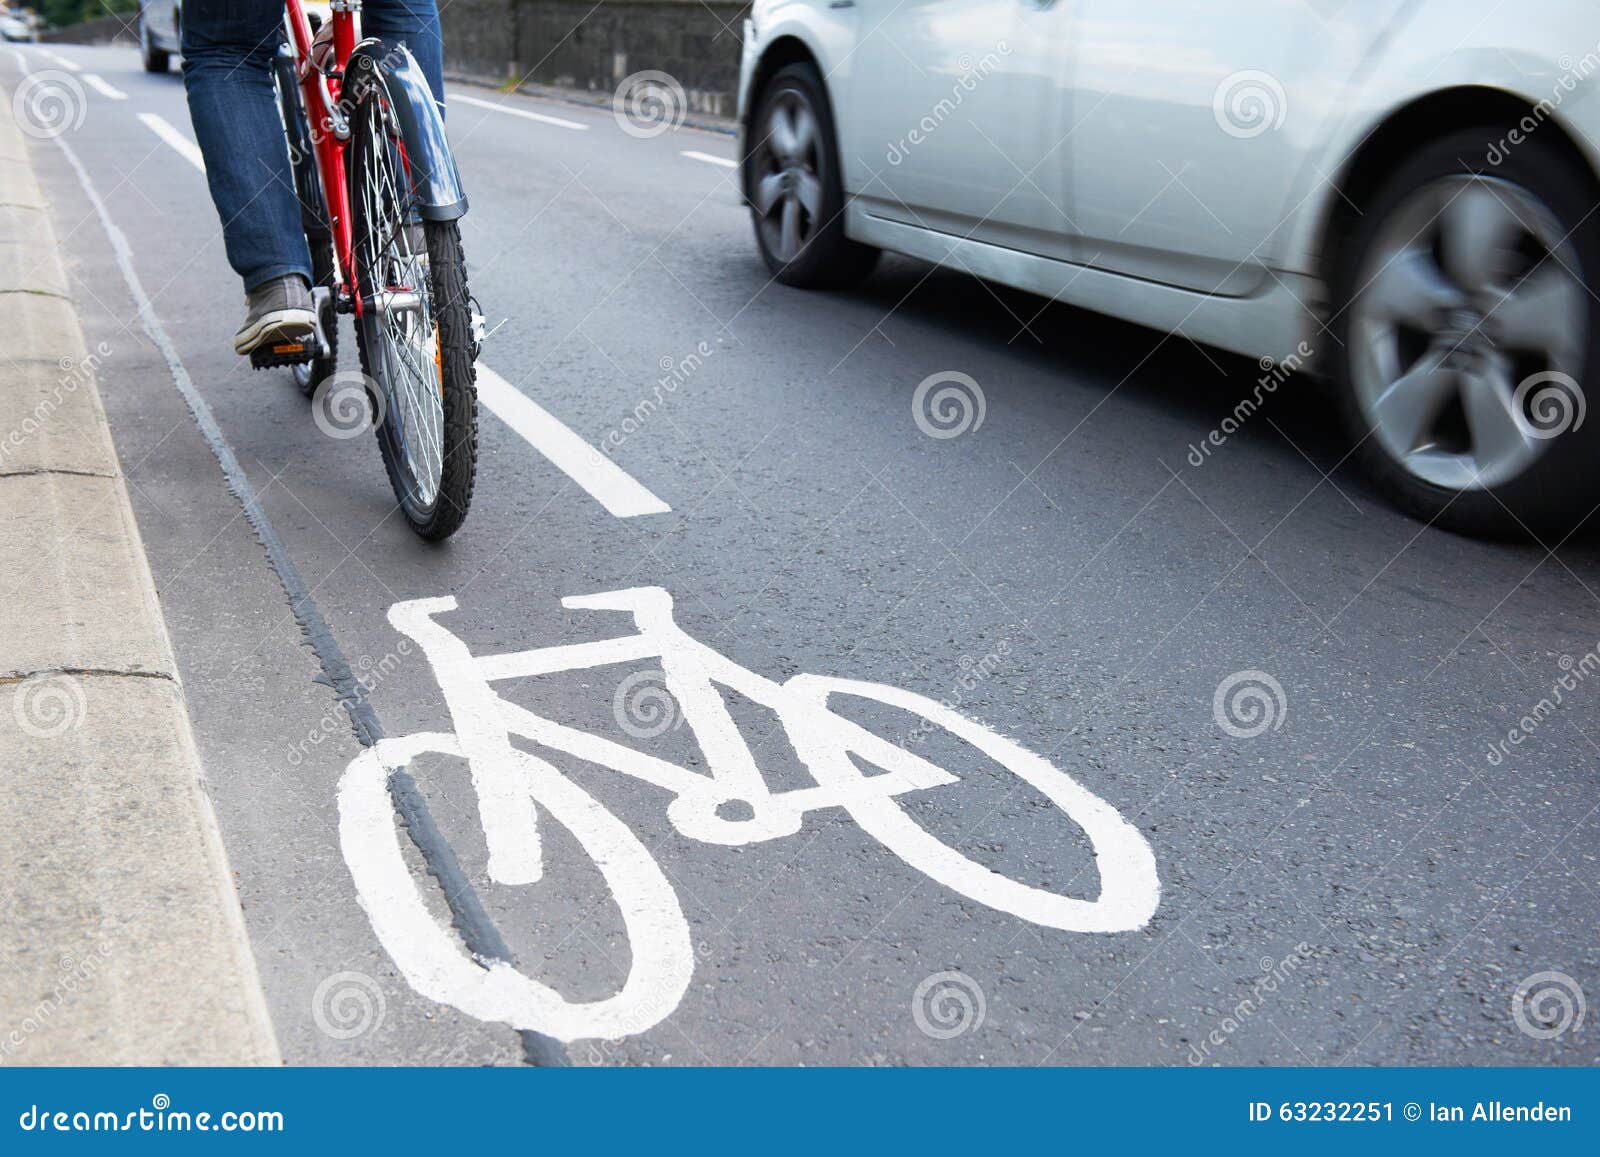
(338, 731, 694, 1042)
(348, 80, 478, 540)
(272, 45, 339, 397)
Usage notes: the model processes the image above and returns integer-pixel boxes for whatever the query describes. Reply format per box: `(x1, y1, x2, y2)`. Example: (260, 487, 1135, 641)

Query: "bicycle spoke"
(357, 105, 445, 508)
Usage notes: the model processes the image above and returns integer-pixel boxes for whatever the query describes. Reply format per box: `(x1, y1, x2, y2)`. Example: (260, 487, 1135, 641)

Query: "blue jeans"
(181, 0, 444, 291)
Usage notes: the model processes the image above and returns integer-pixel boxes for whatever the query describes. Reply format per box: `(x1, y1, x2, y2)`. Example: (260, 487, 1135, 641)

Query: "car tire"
(1331, 128, 1600, 536)
(140, 17, 170, 74)
(744, 61, 878, 289)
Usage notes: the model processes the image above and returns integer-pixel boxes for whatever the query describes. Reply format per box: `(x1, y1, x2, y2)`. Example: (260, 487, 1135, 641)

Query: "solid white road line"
(453, 94, 588, 131)
(36, 48, 81, 72)
(475, 363, 670, 518)
(82, 73, 128, 101)
(138, 112, 205, 172)
(682, 150, 737, 170)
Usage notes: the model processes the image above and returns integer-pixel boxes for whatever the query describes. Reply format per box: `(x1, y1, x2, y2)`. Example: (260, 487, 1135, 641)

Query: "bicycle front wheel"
(783, 674, 1161, 934)
(348, 82, 478, 539)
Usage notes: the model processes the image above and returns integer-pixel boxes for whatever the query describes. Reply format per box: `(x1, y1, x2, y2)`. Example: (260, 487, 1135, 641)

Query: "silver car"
(738, 1, 1600, 535)
(137, 0, 180, 73)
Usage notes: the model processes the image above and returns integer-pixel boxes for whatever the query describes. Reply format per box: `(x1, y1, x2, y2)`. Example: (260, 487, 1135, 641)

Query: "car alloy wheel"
(752, 88, 825, 264)
(1348, 175, 1586, 492)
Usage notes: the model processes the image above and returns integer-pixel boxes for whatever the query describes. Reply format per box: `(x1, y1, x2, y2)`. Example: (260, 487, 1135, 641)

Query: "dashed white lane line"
(35, 47, 80, 72)
(82, 73, 128, 101)
(682, 150, 736, 170)
(475, 363, 671, 518)
(453, 94, 588, 131)
(138, 112, 205, 172)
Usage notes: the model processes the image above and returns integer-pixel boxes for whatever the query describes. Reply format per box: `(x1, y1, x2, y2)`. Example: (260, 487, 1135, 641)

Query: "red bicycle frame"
(284, 0, 360, 313)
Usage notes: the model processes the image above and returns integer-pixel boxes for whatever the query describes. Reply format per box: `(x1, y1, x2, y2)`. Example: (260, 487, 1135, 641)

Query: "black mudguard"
(346, 39, 468, 221)
(274, 44, 331, 238)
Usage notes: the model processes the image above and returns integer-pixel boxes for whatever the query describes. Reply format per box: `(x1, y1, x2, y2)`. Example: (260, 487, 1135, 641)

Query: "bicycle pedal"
(250, 337, 317, 370)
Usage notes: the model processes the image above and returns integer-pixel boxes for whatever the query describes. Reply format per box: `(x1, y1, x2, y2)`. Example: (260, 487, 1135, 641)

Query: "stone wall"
(441, 0, 749, 119)
(40, 14, 136, 45)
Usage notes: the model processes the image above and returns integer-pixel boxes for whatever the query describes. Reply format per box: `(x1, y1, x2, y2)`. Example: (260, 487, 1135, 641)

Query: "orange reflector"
(433, 324, 443, 399)
(272, 342, 307, 355)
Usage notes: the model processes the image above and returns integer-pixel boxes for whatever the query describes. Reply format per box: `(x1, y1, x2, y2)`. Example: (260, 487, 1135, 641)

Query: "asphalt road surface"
(7, 42, 1598, 1067)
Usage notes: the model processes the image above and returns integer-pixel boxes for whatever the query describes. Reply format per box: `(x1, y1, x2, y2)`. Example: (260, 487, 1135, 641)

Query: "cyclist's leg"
(362, 0, 445, 107)
(179, 1, 312, 293)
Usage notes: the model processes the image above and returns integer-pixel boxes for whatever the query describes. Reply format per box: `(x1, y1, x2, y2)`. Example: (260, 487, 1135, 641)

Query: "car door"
(841, 0, 1072, 255)
(1066, 1, 1405, 294)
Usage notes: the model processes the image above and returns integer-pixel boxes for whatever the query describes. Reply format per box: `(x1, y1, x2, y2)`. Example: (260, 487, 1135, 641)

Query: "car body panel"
(1064, 0, 1407, 296)
(738, 0, 1600, 365)
(1280, 2, 1600, 279)
(139, 0, 181, 54)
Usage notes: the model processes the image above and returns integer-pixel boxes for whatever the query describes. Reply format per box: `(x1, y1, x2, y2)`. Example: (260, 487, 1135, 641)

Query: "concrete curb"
(0, 86, 280, 1065)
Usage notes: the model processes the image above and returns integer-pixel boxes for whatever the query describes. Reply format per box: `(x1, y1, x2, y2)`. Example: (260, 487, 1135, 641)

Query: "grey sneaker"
(234, 274, 316, 355)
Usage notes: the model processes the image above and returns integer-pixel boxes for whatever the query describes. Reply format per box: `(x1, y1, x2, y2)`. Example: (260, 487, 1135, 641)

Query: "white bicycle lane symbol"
(339, 587, 1160, 1042)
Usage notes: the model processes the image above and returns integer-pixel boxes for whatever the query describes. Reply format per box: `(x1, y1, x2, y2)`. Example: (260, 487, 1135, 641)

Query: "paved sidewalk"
(0, 94, 279, 1064)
